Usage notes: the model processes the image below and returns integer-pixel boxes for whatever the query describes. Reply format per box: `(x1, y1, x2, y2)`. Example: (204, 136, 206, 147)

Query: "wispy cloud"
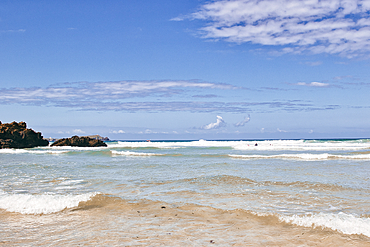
(0, 29, 26, 33)
(57, 129, 86, 135)
(201, 115, 227, 130)
(295, 82, 330, 87)
(0, 80, 236, 103)
(305, 61, 323, 66)
(277, 128, 288, 133)
(333, 75, 353, 80)
(111, 130, 125, 134)
(192, 94, 219, 98)
(0, 80, 339, 113)
(73, 129, 86, 134)
(234, 114, 250, 127)
(183, 0, 370, 58)
(137, 129, 171, 135)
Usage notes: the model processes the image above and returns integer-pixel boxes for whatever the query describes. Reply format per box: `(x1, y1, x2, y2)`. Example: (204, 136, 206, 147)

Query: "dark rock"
(0, 121, 49, 149)
(84, 135, 110, 141)
(50, 135, 107, 147)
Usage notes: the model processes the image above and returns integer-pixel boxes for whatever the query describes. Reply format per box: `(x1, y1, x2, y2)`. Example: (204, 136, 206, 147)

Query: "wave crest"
(0, 191, 99, 214)
(229, 153, 370, 160)
(279, 212, 370, 237)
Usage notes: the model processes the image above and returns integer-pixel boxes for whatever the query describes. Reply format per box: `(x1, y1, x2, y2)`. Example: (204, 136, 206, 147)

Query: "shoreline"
(2, 197, 369, 246)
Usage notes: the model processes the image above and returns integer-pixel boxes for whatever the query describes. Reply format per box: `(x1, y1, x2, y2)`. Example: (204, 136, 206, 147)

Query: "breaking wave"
(279, 212, 370, 237)
(0, 191, 99, 214)
(110, 139, 370, 151)
(229, 153, 370, 160)
(0, 149, 69, 154)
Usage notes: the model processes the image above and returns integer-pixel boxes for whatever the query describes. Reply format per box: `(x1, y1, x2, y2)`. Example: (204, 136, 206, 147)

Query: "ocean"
(1, 139, 370, 246)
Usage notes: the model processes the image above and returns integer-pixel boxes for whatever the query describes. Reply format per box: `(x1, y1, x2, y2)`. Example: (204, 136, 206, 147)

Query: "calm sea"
(1, 139, 370, 246)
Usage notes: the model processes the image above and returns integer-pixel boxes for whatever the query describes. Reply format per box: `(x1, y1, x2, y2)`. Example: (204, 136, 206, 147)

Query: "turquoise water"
(1, 139, 370, 240)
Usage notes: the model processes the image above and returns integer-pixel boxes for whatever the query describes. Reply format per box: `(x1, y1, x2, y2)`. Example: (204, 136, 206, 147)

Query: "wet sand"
(1, 195, 369, 246)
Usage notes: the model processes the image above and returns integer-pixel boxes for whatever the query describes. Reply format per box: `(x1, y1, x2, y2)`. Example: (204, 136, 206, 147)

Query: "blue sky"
(1, 0, 370, 140)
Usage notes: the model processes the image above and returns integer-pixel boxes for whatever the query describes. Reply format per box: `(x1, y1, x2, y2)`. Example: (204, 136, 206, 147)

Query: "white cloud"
(234, 114, 251, 127)
(57, 131, 68, 134)
(111, 130, 125, 134)
(1, 29, 26, 33)
(305, 61, 323, 66)
(73, 129, 85, 134)
(0, 80, 238, 104)
(91, 80, 237, 95)
(0, 80, 339, 113)
(137, 129, 171, 135)
(187, 0, 370, 57)
(277, 128, 288, 133)
(202, 115, 227, 129)
(296, 82, 329, 87)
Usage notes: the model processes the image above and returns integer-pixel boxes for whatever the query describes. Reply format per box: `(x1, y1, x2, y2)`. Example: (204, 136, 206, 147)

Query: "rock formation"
(50, 135, 107, 147)
(0, 121, 49, 149)
(84, 135, 110, 141)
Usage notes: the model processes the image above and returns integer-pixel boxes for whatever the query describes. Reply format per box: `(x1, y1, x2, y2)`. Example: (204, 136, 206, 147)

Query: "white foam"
(1, 140, 368, 153)
(0, 149, 69, 154)
(59, 179, 85, 185)
(111, 150, 164, 156)
(233, 140, 370, 151)
(28, 150, 70, 154)
(0, 149, 28, 154)
(0, 191, 99, 214)
(229, 153, 370, 160)
(279, 212, 370, 237)
(110, 140, 370, 151)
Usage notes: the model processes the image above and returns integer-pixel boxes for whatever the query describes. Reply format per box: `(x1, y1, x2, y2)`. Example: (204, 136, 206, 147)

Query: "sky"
(1, 0, 370, 140)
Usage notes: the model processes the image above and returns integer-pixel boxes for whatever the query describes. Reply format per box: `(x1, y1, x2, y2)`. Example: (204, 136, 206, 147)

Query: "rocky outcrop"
(50, 135, 107, 147)
(84, 135, 110, 141)
(0, 121, 49, 149)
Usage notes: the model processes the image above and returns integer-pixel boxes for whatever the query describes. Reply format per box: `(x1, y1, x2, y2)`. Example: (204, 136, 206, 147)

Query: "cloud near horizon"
(0, 80, 236, 103)
(182, 0, 370, 58)
(0, 80, 340, 113)
(111, 130, 125, 134)
(201, 116, 227, 130)
(234, 114, 251, 127)
(295, 82, 330, 87)
(201, 115, 251, 130)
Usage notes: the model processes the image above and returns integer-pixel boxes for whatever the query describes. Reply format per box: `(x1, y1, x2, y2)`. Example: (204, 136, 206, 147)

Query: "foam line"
(0, 191, 99, 214)
(279, 212, 370, 237)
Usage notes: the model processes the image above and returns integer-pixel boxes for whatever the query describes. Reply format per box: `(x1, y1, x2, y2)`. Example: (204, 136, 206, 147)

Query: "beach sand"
(1, 195, 369, 246)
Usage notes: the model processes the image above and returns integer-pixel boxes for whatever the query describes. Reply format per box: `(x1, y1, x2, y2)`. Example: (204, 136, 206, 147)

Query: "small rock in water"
(51, 135, 107, 147)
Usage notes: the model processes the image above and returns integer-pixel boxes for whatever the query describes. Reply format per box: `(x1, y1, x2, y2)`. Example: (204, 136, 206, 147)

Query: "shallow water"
(1, 139, 370, 246)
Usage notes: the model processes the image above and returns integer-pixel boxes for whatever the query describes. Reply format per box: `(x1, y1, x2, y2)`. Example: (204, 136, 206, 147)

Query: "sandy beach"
(2, 196, 369, 246)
